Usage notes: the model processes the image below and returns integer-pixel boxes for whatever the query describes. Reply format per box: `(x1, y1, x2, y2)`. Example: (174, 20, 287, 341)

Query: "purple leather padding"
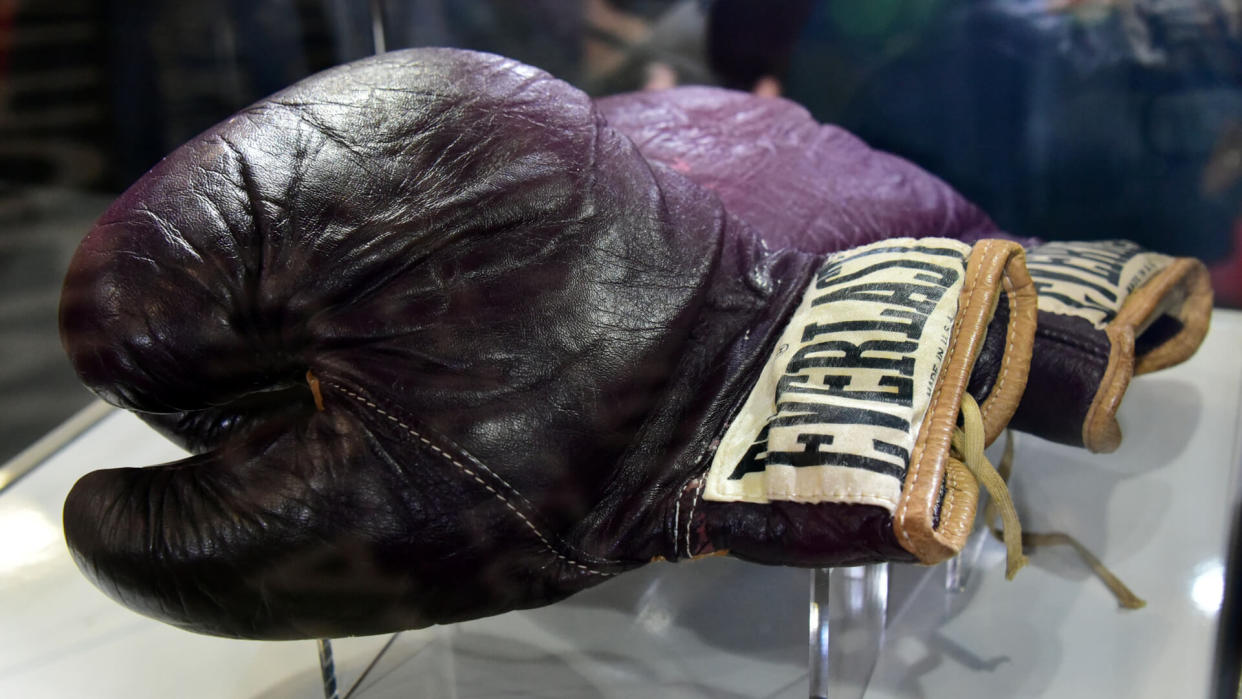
(596, 88, 1035, 406)
(595, 88, 1039, 253)
(1007, 312, 1109, 447)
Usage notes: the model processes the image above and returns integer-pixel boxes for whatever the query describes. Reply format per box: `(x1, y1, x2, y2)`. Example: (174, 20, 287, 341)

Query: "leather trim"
(978, 244, 1037, 444)
(893, 240, 1031, 563)
(1131, 258, 1213, 375)
(1082, 324, 1132, 453)
(1082, 257, 1214, 453)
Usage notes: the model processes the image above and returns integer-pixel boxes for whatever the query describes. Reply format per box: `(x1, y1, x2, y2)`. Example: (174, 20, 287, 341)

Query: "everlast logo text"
(704, 240, 972, 511)
(1027, 241, 1170, 329)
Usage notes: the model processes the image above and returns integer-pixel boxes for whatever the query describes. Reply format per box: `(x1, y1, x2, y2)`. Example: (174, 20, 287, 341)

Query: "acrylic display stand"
(3, 313, 1235, 698)
(805, 544, 981, 699)
(313, 525, 993, 699)
(807, 564, 889, 699)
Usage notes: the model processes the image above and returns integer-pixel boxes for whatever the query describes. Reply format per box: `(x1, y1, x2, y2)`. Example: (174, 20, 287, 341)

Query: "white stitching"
(684, 473, 707, 558)
(758, 491, 899, 505)
(327, 381, 614, 577)
(672, 481, 683, 555)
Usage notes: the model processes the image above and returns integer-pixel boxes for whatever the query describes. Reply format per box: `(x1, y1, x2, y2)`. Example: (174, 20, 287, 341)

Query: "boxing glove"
(599, 88, 1212, 452)
(60, 49, 1036, 639)
(1009, 240, 1212, 452)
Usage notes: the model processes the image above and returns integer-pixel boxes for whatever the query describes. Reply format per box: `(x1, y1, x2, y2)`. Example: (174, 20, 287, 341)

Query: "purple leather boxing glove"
(59, 49, 1037, 639)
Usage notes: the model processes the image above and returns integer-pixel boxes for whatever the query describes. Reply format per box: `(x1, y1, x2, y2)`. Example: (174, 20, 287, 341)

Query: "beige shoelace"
(952, 393, 1145, 609)
(952, 393, 1028, 580)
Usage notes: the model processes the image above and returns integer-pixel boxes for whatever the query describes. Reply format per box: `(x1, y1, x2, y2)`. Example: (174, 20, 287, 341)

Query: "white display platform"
(2, 311, 1239, 698)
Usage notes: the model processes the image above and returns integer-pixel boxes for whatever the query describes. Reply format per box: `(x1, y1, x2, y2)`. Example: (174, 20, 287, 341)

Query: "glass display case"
(2, 2, 1240, 697)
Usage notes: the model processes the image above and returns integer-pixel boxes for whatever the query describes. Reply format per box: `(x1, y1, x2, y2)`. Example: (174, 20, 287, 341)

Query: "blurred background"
(1, 0, 1241, 463)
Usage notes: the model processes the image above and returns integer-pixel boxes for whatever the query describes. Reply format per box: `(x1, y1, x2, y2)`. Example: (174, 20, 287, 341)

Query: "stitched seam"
(674, 473, 702, 559)
(938, 250, 1008, 540)
(940, 465, 959, 534)
(938, 249, 1003, 535)
(672, 480, 684, 557)
(758, 491, 899, 505)
(684, 471, 707, 559)
(710, 470, 901, 503)
(328, 381, 614, 577)
(897, 249, 979, 549)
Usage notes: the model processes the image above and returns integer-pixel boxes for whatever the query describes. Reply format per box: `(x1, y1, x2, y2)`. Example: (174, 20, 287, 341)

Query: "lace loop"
(952, 393, 1029, 579)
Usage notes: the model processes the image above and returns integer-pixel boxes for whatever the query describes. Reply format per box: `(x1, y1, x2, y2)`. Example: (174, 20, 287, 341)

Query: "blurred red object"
(1211, 219, 1242, 308)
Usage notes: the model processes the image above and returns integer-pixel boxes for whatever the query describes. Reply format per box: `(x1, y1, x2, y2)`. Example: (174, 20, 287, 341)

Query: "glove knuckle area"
(58, 48, 618, 432)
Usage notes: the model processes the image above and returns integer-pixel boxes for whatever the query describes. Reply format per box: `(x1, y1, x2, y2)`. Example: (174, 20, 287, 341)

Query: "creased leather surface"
(1007, 313, 1108, 446)
(596, 87, 1029, 252)
(60, 49, 1029, 639)
(60, 49, 825, 638)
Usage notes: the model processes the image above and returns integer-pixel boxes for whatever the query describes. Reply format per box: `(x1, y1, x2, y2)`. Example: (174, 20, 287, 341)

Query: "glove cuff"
(893, 239, 1035, 562)
(1017, 241, 1213, 453)
(1087, 256, 1212, 452)
(694, 238, 1036, 565)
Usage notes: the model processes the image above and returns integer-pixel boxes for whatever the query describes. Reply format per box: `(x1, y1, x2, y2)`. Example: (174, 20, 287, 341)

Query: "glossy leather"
(1008, 312, 1109, 447)
(61, 49, 1019, 639)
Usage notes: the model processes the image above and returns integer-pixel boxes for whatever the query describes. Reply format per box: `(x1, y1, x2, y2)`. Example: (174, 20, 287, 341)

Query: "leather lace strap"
(952, 394, 1028, 580)
(990, 431, 1147, 610)
(952, 395, 1145, 608)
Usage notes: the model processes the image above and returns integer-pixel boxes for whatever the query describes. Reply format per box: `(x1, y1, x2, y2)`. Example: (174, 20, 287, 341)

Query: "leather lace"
(989, 430, 1146, 609)
(953, 393, 1146, 609)
(952, 393, 1028, 579)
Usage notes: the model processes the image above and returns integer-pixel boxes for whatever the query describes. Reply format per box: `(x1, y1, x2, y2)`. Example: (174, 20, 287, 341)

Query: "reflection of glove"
(1008, 241, 1212, 452)
(60, 49, 1035, 640)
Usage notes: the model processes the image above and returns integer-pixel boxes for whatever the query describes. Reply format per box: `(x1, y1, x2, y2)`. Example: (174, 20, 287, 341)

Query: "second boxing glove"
(1011, 240, 1212, 452)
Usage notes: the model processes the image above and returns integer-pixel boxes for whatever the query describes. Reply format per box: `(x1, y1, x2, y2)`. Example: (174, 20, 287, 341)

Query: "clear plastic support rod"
(945, 556, 966, 593)
(809, 564, 889, 699)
